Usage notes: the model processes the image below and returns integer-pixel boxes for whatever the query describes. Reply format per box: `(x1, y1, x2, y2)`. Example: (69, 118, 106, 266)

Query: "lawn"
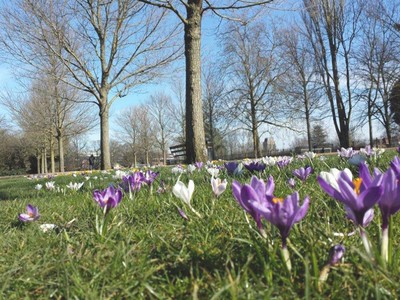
(1, 150, 399, 299)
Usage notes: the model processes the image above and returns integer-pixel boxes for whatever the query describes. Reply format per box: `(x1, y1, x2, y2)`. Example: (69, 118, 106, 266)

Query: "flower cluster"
(318, 159, 400, 261)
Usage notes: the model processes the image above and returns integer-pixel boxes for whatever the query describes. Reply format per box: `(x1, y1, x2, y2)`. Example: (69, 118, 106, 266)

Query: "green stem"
(359, 227, 372, 257)
(381, 226, 389, 263)
(281, 245, 292, 273)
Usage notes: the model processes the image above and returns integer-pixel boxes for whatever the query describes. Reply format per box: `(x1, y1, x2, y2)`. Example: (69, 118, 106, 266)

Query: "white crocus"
(40, 224, 57, 233)
(211, 177, 227, 197)
(35, 184, 43, 190)
(187, 164, 196, 173)
(207, 167, 219, 178)
(319, 168, 352, 192)
(45, 181, 56, 190)
(66, 182, 84, 191)
(172, 179, 200, 217)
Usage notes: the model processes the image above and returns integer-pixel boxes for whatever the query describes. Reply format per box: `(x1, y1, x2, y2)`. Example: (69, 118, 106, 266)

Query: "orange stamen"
(272, 197, 284, 204)
(353, 178, 362, 195)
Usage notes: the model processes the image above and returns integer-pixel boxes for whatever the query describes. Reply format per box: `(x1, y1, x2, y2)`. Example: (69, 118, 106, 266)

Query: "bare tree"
(277, 26, 325, 151)
(138, 0, 274, 163)
(115, 107, 140, 168)
(0, 0, 180, 169)
(222, 21, 285, 158)
(147, 92, 176, 165)
(136, 105, 156, 165)
(355, 0, 400, 146)
(202, 60, 228, 159)
(302, 0, 364, 148)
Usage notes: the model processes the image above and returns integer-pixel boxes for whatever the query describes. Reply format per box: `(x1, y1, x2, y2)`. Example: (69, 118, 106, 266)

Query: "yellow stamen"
(353, 178, 362, 195)
(273, 197, 284, 204)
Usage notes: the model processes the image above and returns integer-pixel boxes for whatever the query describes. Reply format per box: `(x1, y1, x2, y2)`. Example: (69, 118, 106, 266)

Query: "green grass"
(1, 152, 400, 299)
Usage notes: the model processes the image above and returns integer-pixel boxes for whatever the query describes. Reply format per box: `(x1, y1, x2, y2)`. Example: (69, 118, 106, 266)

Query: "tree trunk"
(50, 138, 55, 174)
(304, 87, 312, 151)
(99, 102, 111, 170)
(368, 103, 373, 147)
(57, 133, 65, 172)
(184, 2, 207, 163)
(37, 153, 41, 174)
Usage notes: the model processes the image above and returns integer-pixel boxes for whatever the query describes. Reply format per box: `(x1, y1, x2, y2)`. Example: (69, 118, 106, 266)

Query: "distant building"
(263, 137, 276, 155)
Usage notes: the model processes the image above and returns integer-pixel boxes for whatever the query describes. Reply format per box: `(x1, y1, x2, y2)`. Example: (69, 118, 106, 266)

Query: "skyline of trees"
(0, 0, 399, 173)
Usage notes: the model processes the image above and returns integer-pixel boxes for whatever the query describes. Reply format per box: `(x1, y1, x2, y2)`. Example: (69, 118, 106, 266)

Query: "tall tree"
(0, 0, 180, 169)
(356, 5, 400, 146)
(147, 92, 176, 164)
(202, 61, 228, 160)
(277, 26, 325, 151)
(138, 0, 273, 163)
(222, 21, 285, 158)
(302, 0, 364, 148)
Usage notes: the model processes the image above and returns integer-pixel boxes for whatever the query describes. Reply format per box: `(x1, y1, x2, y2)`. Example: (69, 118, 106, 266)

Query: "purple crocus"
(19, 204, 40, 222)
(337, 147, 357, 158)
(250, 190, 310, 248)
(195, 161, 203, 169)
(93, 185, 123, 214)
(318, 163, 383, 255)
(244, 161, 266, 173)
(225, 161, 239, 175)
(390, 156, 400, 176)
(143, 170, 159, 185)
(292, 166, 313, 181)
(378, 168, 400, 262)
(328, 244, 346, 266)
(249, 186, 309, 272)
(177, 207, 189, 221)
(232, 176, 275, 237)
(318, 163, 382, 227)
(121, 172, 145, 193)
(276, 156, 292, 169)
(287, 178, 296, 188)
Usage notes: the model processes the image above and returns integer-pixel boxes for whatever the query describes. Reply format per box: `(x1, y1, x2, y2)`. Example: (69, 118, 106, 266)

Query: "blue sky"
(0, 1, 381, 150)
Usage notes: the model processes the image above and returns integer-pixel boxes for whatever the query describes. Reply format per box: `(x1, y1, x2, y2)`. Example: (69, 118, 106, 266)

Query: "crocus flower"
(211, 177, 227, 197)
(250, 190, 309, 248)
(319, 244, 346, 288)
(224, 161, 239, 175)
(35, 184, 43, 191)
(318, 163, 383, 255)
(121, 172, 144, 193)
(177, 207, 189, 221)
(262, 156, 277, 166)
(66, 182, 84, 191)
(244, 161, 266, 173)
(378, 168, 400, 262)
(359, 145, 373, 157)
(287, 178, 296, 188)
(195, 162, 203, 169)
(250, 188, 310, 271)
(93, 185, 123, 214)
(143, 170, 159, 185)
(173, 179, 200, 216)
(327, 244, 346, 266)
(304, 151, 316, 160)
(337, 147, 357, 158)
(187, 164, 196, 173)
(318, 164, 382, 227)
(276, 156, 292, 169)
(19, 204, 40, 222)
(390, 156, 400, 176)
(232, 176, 275, 238)
(45, 181, 56, 190)
(40, 224, 57, 233)
(292, 166, 313, 181)
(207, 167, 220, 178)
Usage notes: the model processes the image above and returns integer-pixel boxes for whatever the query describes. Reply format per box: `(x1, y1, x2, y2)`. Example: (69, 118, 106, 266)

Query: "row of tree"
(0, 0, 399, 172)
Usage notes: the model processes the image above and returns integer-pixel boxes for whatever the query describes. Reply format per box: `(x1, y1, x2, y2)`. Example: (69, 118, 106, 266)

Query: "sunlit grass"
(0, 151, 399, 298)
